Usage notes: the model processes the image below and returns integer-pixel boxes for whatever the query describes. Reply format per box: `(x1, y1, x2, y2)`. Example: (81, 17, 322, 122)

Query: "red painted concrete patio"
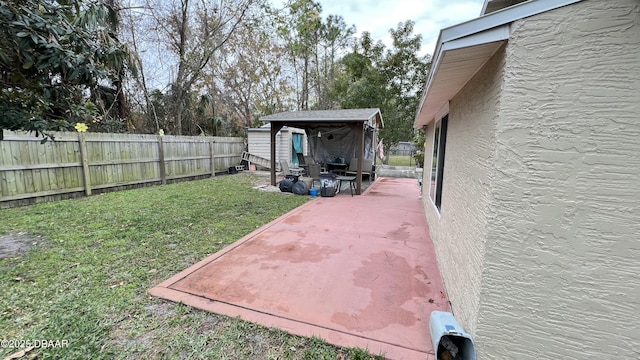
(150, 177, 450, 359)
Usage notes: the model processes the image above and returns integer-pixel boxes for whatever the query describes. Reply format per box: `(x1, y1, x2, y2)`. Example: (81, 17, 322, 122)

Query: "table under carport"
(260, 108, 384, 195)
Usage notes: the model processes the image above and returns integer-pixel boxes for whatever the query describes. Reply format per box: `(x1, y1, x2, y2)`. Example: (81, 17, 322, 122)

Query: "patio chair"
(298, 154, 325, 173)
(307, 163, 321, 187)
(345, 158, 373, 181)
(281, 161, 305, 177)
(296, 153, 308, 172)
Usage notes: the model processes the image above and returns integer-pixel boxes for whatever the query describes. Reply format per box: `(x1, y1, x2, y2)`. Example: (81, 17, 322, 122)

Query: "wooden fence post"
(78, 133, 92, 196)
(209, 140, 216, 177)
(158, 136, 166, 184)
(0, 131, 245, 208)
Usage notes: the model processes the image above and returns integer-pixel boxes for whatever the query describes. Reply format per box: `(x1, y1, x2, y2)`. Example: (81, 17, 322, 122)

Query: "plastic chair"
(281, 161, 305, 176)
(345, 158, 373, 181)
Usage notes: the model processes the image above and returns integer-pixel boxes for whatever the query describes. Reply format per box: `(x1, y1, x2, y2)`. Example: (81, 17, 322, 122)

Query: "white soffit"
(415, 26, 508, 127)
(414, 0, 585, 128)
(481, 0, 529, 16)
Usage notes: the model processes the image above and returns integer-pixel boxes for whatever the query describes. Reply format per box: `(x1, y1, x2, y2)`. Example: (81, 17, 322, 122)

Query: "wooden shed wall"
(247, 128, 307, 167)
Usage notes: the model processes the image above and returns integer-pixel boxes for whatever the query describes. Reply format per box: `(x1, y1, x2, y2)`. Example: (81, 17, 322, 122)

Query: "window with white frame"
(429, 115, 448, 212)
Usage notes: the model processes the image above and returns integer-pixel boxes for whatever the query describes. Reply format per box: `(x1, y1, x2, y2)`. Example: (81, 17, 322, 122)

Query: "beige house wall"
(421, 46, 505, 334)
(422, 0, 640, 358)
(476, 0, 640, 358)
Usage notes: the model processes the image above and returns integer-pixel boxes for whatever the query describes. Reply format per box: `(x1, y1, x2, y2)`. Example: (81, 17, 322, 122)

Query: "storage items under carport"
(319, 173, 337, 197)
(278, 174, 309, 195)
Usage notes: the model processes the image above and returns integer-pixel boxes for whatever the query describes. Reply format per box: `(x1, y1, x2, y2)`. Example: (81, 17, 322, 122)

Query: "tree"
(412, 130, 426, 168)
(378, 21, 431, 163)
(275, 0, 322, 110)
(120, 1, 160, 134)
(330, 32, 386, 109)
(0, 0, 137, 140)
(314, 14, 355, 109)
(210, 4, 299, 130)
(275, 1, 354, 111)
(331, 21, 430, 164)
(146, 0, 254, 135)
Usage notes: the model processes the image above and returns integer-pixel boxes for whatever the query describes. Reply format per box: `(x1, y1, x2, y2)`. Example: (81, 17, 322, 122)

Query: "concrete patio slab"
(150, 177, 450, 360)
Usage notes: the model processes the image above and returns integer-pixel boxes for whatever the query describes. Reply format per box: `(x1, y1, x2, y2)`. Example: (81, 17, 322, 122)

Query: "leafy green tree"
(331, 21, 430, 164)
(0, 0, 137, 140)
(276, 0, 322, 110)
(378, 21, 431, 163)
(212, 14, 280, 129)
(276, 1, 354, 111)
(314, 14, 355, 109)
(331, 32, 386, 109)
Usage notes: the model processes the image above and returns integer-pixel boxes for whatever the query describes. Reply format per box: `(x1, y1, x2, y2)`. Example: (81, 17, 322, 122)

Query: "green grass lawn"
(385, 155, 415, 167)
(0, 173, 383, 360)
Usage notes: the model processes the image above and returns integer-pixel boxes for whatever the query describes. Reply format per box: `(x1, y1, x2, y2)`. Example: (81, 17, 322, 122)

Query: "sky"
(298, 0, 485, 56)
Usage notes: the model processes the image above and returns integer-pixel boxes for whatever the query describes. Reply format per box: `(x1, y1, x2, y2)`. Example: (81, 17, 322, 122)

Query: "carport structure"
(261, 108, 383, 195)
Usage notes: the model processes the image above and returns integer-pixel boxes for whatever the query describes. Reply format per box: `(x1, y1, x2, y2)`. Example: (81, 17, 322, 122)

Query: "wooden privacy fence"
(0, 131, 245, 208)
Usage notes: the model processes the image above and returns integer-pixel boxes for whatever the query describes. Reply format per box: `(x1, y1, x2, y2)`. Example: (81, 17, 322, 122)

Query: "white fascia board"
(441, 0, 583, 43)
(480, 0, 490, 16)
(414, 27, 508, 127)
(415, 0, 584, 128)
(416, 18, 508, 123)
(416, 38, 445, 121)
(441, 25, 510, 52)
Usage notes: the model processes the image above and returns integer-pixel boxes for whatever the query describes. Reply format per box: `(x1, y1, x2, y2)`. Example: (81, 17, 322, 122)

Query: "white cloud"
(314, 0, 484, 55)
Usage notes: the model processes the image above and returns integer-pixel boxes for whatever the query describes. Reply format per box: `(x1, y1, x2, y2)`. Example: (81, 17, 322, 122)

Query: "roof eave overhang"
(261, 109, 384, 129)
(414, 26, 509, 128)
(414, 0, 584, 128)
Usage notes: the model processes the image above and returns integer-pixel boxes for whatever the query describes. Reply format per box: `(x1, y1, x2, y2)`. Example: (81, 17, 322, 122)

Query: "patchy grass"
(0, 173, 384, 360)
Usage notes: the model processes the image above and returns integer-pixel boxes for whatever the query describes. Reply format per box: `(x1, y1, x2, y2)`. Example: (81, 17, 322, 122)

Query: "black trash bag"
(279, 179, 294, 192)
(319, 173, 337, 188)
(320, 186, 336, 197)
(319, 173, 337, 197)
(292, 181, 308, 195)
(285, 174, 299, 183)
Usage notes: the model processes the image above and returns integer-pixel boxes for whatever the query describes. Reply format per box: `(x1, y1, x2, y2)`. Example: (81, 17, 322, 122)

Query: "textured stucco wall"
(476, 0, 640, 358)
(421, 46, 505, 334)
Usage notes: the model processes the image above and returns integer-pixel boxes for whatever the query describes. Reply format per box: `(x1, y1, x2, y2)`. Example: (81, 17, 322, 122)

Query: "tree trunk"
(302, 52, 309, 110)
(174, 0, 190, 135)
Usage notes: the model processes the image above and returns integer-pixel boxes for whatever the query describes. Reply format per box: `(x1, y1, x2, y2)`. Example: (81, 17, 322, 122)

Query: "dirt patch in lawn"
(0, 232, 42, 259)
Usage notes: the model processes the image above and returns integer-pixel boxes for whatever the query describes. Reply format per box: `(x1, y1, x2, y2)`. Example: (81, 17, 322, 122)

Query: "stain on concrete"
(177, 269, 259, 304)
(330, 251, 431, 331)
(284, 214, 302, 225)
(385, 222, 411, 240)
(246, 239, 341, 264)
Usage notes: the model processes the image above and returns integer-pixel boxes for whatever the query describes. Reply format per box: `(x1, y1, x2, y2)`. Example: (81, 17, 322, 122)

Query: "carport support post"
(348, 122, 365, 195)
(356, 123, 364, 195)
(270, 122, 284, 186)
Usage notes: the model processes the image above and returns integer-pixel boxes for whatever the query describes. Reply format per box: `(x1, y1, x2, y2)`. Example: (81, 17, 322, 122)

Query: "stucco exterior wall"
(476, 0, 640, 358)
(421, 46, 504, 334)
